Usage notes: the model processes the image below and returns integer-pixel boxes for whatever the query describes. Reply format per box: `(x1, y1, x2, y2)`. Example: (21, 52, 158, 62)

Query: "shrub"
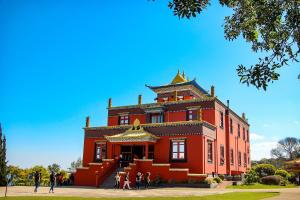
(275, 169, 291, 179)
(243, 169, 259, 185)
(203, 177, 216, 184)
(254, 164, 276, 177)
(213, 177, 222, 183)
(218, 174, 225, 180)
(260, 175, 282, 185)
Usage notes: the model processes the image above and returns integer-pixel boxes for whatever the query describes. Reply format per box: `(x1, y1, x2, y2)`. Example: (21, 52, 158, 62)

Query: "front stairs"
(100, 168, 124, 188)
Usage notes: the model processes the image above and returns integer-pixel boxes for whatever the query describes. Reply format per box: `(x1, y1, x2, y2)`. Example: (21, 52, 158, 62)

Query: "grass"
(0, 192, 279, 200)
(227, 183, 298, 189)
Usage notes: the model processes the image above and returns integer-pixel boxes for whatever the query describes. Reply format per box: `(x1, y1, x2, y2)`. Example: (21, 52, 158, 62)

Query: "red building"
(75, 71, 251, 187)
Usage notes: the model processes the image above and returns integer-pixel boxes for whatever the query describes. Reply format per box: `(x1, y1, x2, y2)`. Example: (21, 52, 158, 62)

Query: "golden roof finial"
(182, 70, 185, 78)
(171, 69, 188, 84)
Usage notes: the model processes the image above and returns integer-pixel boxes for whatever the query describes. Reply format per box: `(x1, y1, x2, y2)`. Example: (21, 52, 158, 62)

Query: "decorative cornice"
(85, 120, 216, 131)
(108, 97, 215, 110)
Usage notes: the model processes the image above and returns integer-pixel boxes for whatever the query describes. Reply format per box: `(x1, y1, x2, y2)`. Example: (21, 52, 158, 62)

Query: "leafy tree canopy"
(68, 157, 82, 172)
(165, 0, 300, 90)
(47, 163, 61, 174)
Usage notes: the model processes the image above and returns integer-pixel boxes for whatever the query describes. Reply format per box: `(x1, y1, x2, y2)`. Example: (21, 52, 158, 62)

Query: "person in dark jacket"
(49, 171, 55, 193)
(135, 172, 143, 190)
(34, 171, 40, 192)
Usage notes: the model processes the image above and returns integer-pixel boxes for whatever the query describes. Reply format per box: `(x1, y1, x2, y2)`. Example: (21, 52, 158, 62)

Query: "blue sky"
(0, 0, 299, 169)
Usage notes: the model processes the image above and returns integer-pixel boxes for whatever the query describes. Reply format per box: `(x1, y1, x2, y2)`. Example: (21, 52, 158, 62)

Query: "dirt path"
(0, 186, 299, 199)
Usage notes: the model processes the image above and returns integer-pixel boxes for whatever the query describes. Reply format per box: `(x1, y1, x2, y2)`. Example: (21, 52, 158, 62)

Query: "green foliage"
(0, 124, 7, 186)
(244, 169, 259, 185)
(168, 0, 209, 19)
(218, 174, 225, 180)
(227, 182, 297, 189)
(203, 177, 216, 184)
(165, 0, 300, 90)
(7, 164, 72, 186)
(213, 177, 222, 183)
(275, 169, 291, 179)
(48, 163, 61, 174)
(254, 164, 276, 178)
(68, 157, 82, 172)
(260, 175, 282, 185)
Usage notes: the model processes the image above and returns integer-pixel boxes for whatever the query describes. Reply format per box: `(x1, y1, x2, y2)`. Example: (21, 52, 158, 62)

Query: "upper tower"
(146, 70, 210, 102)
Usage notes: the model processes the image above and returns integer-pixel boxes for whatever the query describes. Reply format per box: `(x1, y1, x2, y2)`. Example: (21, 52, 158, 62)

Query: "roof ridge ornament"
(171, 70, 188, 84)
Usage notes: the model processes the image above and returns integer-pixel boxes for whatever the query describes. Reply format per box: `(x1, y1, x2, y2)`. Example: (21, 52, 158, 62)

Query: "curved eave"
(146, 79, 209, 95)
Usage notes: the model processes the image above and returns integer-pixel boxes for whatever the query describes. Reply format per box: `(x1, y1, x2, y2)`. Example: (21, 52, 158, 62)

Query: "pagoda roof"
(85, 121, 216, 139)
(104, 119, 159, 142)
(146, 79, 209, 95)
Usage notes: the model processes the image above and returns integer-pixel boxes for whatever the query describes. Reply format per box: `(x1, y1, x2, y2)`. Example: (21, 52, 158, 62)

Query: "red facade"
(75, 71, 250, 187)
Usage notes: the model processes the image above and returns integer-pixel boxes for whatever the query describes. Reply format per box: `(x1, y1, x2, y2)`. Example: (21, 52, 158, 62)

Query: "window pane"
(172, 153, 178, 159)
(179, 144, 184, 152)
(179, 153, 185, 159)
(173, 143, 178, 152)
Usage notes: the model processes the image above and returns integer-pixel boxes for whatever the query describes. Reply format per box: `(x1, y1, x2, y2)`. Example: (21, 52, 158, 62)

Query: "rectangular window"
(243, 127, 245, 140)
(119, 115, 129, 125)
(177, 96, 184, 101)
(220, 111, 224, 128)
(171, 140, 186, 161)
(230, 149, 234, 165)
(95, 143, 106, 161)
(220, 145, 225, 166)
(238, 151, 241, 166)
(151, 113, 163, 123)
(188, 110, 193, 121)
(238, 124, 241, 138)
(247, 130, 249, 142)
(230, 118, 233, 134)
(207, 140, 213, 163)
(244, 153, 247, 167)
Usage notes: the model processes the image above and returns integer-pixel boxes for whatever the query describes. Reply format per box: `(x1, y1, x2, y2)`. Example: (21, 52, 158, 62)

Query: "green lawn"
(0, 193, 279, 200)
(227, 183, 298, 189)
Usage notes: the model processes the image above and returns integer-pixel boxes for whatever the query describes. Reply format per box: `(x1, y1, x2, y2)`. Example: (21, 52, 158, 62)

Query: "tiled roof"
(85, 121, 215, 138)
(146, 79, 209, 95)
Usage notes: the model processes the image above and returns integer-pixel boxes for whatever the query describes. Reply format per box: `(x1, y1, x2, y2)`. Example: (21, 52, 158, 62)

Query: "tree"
(0, 123, 7, 186)
(163, 0, 300, 90)
(254, 163, 276, 177)
(68, 157, 82, 172)
(47, 163, 61, 174)
(271, 137, 300, 160)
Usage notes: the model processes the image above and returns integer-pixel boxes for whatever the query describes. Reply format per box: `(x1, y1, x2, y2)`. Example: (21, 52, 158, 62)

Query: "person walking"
(49, 171, 55, 193)
(135, 172, 143, 190)
(114, 172, 120, 189)
(34, 171, 40, 193)
(144, 172, 151, 189)
(123, 172, 131, 190)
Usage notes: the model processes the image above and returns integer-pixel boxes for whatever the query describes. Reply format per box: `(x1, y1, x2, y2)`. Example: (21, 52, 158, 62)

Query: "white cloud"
(250, 133, 278, 160)
(250, 132, 264, 141)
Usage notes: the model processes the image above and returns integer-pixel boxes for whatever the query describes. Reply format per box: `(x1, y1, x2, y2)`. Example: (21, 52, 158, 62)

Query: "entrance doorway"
(120, 145, 145, 167)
